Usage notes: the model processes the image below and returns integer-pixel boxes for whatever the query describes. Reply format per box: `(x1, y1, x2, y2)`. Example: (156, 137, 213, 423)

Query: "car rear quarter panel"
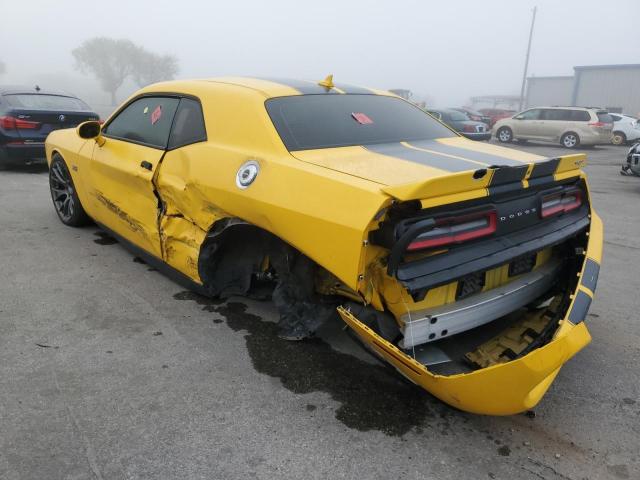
(153, 82, 390, 290)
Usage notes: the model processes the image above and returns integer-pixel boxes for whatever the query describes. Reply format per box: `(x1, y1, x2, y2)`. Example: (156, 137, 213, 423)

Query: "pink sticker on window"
(351, 112, 373, 125)
(151, 105, 162, 125)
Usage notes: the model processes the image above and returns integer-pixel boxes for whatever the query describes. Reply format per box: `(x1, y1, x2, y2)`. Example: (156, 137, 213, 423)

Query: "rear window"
(265, 95, 455, 151)
(4, 94, 90, 111)
(597, 112, 614, 124)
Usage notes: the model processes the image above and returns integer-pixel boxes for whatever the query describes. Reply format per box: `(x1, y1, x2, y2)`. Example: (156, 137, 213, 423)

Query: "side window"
(517, 109, 541, 120)
(168, 98, 207, 149)
(609, 114, 621, 122)
(542, 109, 571, 121)
(103, 96, 180, 148)
(570, 110, 590, 121)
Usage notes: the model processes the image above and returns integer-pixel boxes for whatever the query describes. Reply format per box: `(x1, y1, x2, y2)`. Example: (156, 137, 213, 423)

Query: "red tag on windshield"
(151, 105, 162, 125)
(351, 112, 373, 125)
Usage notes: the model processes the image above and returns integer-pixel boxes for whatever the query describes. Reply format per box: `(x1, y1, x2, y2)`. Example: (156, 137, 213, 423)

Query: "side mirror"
(77, 120, 102, 140)
(514, 116, 524, 120)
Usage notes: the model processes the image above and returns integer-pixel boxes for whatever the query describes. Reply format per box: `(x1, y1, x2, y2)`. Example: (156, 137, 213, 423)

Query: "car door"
(87, 96, 180, 259)
(538, 108, 570, 141)
(512, 108, 542, 139)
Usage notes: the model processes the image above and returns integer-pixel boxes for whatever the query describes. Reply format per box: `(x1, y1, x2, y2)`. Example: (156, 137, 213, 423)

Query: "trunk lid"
(292, 136, 558, 196)
(10, 109, 99, 141)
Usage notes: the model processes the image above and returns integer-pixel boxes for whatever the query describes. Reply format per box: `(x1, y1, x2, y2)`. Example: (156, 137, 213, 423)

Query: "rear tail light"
(540, 189, 582, 218)
(0, 115, 40, 130)
(407, 209, 497, 251)
(588, 121, 607, 128)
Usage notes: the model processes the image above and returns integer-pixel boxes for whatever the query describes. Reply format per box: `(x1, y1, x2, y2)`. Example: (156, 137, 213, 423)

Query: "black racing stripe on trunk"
(255, 77, 339, 94)
(365, 142, 484, 172)
(332, 83, 374, 94)
(487, 164, 529, 196)
(409, 139, 525, 167)
(489, 164, 529, 185)
(581, 258, 600, 292)
(568, 290, 592, 324)
(530, 158, 560, 178)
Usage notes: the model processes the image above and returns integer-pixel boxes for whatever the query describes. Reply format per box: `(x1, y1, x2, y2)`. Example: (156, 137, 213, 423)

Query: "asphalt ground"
(1, 140, 638, 480)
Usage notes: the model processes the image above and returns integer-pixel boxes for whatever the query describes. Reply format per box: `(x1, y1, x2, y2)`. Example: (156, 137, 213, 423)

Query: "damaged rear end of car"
(338, 154, 602, 415)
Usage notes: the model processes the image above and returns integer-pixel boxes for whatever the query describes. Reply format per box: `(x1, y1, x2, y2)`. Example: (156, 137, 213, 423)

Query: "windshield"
(5, 94, 90, 111)
(265, 94, 455, 151)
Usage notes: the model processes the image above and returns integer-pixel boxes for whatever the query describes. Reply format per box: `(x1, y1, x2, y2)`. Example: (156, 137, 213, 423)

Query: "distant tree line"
(72, 37, 179, 105)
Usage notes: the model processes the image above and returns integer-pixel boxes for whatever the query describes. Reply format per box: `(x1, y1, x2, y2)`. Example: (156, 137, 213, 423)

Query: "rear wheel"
(497, 127, 513, 143)
(612, 131, 627, 146)
(49, 154, 91, 226)
(561, 132, 580, 149)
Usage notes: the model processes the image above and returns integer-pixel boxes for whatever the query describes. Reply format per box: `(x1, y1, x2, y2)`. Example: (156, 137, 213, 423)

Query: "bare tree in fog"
(132, 52, 179, 87)
(0, 60, 6, 76)
(72, 38, 138, 105)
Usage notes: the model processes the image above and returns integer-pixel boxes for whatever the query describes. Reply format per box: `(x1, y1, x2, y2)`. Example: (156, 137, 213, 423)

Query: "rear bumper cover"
(0, 143, 46, 164)
(338, 211, 603, 415)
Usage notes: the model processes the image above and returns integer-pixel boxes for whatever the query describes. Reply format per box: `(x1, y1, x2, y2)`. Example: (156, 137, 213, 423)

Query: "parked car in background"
(622, 142, 640, 176)
(451, 107, 491, 126)
(609, 113, 640, 145)
(494, 106, 614, 149)
(477, 108, 516, 127)
(0, 86, 99, 167)
(427, 108, 491, 140)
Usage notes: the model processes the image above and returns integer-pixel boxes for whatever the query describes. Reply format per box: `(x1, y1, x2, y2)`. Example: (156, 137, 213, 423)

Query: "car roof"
(0, 85, 75, 97)
(545, 106, 604, 111)
(138, 77, 390, 100)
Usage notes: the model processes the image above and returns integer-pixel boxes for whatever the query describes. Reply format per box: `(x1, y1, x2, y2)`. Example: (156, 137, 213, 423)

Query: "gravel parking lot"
(1, 141, 638, 480)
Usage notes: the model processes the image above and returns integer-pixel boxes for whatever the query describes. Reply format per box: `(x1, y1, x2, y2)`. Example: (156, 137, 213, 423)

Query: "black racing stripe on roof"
(332, 83, 375, 94)
(365, 141, 485, 172)
(255, 77, 339, 94)
(530, 158, 560, 178)
(408, 139, 525, 167)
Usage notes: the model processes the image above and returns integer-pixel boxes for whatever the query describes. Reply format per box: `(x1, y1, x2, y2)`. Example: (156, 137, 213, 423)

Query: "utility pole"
(519, 6, 537, 111)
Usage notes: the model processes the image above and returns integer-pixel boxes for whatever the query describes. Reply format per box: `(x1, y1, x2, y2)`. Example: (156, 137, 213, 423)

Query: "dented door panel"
(88, 138, 165, 258)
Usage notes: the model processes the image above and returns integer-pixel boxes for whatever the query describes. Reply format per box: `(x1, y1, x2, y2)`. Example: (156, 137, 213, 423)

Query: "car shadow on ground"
(0, 163, 48, 174)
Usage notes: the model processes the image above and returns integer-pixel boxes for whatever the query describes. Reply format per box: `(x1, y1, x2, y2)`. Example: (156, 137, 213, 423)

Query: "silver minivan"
(494, 106, 613, 148)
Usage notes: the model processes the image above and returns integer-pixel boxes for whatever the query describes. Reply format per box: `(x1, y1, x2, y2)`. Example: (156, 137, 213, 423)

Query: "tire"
(561, 132, 580, 149)
(612, 131, 627, 146)
(497, 127, 513, 143)
(49, 154, 91, 226)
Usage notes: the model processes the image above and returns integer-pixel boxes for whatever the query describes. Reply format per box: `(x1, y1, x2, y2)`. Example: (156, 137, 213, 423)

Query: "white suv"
(494, 106, 613, 148)
(609, 113, 640, 145)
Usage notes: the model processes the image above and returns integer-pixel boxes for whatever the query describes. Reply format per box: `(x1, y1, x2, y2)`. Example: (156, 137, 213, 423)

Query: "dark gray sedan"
(427, 108, 491, 141)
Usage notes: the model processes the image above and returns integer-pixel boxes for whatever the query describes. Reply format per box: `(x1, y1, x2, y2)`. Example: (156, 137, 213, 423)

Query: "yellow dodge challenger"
(45, 76, 603, 415)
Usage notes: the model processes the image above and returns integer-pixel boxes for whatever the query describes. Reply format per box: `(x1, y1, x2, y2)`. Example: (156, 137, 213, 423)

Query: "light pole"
(519, 6, 537, 111)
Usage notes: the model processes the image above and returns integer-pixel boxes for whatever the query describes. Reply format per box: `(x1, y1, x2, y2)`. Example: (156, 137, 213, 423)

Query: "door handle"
(140, 161, 153, 171)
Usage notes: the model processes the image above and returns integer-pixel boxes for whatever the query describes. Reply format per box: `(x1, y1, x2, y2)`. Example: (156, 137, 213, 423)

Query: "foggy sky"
(1, 0, 639, 108)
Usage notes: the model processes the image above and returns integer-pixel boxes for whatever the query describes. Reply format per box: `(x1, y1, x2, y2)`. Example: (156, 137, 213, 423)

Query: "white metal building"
(525, 64, 640, 115)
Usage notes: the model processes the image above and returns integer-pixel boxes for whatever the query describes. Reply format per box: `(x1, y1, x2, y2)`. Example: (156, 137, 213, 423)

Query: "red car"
(478, 108, 516, 128)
